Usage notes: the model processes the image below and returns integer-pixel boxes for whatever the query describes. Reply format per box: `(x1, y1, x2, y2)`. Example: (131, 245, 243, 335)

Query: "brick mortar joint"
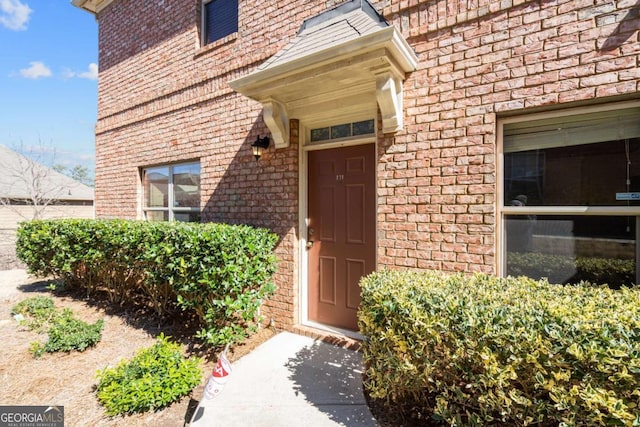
(96, 55, 270, 132)
(383, 0, 539, 36)
(95, 86, 236, 135)
(97, 75, 232, 121)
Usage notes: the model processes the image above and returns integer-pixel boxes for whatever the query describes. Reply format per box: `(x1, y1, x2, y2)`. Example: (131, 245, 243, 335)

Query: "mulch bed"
(0, 279, 275, 426)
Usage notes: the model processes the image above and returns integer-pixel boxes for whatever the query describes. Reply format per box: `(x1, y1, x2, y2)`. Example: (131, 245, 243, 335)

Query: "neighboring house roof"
(0, 145, 94, 202)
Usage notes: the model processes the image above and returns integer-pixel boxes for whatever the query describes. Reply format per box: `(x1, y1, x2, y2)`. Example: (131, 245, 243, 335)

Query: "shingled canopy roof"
(230, 0, 418, 148)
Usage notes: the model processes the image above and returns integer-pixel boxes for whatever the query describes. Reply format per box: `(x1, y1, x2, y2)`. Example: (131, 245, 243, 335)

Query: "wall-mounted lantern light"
(251, 136, 270, 161)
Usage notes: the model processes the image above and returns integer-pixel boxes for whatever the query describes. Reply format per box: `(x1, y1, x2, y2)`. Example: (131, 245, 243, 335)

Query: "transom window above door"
(310, 119, 375, 143)
(142, 162, 201, 222)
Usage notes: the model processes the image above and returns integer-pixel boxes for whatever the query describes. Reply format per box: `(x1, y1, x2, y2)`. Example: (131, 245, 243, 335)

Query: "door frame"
(298, 124, 378, 339)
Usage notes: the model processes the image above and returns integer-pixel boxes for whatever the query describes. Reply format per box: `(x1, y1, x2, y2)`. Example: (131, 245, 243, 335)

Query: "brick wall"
(94, 0, 334, 329)
(93, 0, 640, 327)
(374, 0, 640, 273)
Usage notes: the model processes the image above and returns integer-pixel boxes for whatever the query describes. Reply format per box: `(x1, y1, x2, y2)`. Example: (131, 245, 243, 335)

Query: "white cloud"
(0, 0, 32, 31)
(62, 63, 98, 81)
(19, 61, 52, 79)
(78, 63, 98, 80)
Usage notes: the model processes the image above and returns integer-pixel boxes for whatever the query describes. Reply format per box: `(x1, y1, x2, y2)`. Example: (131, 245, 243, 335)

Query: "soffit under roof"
(71, 0, 113, 14)
(229, 0, 418, 148)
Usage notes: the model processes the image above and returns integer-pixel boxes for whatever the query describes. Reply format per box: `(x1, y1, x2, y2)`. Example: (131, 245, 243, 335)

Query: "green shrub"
(359, 270, 640, 426)
(12, 296, 57, 332)
(16, 219, 279, 346)
(164, 222, 278, 345)
(95, 334, 202, 415)
(13, 296, 104, 357)
(31, 309, 104, 358)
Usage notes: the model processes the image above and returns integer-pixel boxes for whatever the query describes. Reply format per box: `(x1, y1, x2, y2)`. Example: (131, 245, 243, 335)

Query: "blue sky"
(0, 0, 97, 173)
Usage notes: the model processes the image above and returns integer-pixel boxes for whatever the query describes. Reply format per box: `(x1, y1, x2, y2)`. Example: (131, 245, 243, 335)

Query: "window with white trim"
(142, 162, 201, 222)
(500, 105, 640, 288)
(202, 0, 238, 45)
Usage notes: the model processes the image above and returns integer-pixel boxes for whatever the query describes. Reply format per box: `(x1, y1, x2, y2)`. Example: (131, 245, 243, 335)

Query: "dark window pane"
(174, 211, 201, 222)
(353, 119, 375, 135)
(173, 164, 200, 208)
(311, 127, 330, 142)
(331, 123, 351, 139)
(204, 0, 238, 44)
(143, 167, 169, 208)
(506, 214, 636, 288)
(504, 138, 640, 207)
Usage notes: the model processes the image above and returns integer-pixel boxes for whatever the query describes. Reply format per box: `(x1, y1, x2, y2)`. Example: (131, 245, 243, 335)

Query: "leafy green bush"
(359, 270, 640, 426)
(96, 334, 202, 415)
(507, 252, 635, 288)
(13, 296, 104, 357)
(12, 296, 57, 332)
(31, 309, 104, 358)
(16, 219, 278, 346)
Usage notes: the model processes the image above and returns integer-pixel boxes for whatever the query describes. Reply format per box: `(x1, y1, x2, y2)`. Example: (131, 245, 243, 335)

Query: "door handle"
(306, 240, 314, 249)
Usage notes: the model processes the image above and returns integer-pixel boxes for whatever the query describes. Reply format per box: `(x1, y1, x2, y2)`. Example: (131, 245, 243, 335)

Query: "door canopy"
(229, 0, 418, 148)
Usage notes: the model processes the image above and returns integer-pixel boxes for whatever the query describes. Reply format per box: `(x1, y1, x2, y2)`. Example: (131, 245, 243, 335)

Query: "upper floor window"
(142, 162, 201, 222)
(202, 0, 238, 45)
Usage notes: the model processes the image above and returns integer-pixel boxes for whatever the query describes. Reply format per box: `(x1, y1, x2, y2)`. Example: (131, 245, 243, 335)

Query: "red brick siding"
(93, 0, 325, 329)
(93, 0, 640, 328)
(375, 0, 640, 273)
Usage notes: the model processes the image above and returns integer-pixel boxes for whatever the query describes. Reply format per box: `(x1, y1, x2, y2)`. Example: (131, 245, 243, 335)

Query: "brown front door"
(307, 144, 376, 330)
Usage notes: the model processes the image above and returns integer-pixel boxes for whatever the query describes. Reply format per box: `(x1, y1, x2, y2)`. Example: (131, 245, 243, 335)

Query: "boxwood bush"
(359, 270, 640, 426)
(16, 219, 278, 346)
(96, 334, 201, 415)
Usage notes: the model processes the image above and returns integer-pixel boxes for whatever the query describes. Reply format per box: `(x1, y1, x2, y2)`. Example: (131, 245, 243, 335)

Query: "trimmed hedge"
(359, 270, 640, 426)
(16, 219, 278, 346)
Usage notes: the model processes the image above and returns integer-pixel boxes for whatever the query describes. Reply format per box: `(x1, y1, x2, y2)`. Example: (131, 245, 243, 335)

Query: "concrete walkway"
(190, 332, 378, 427)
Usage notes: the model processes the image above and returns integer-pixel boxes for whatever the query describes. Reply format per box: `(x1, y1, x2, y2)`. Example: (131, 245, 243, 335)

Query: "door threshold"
(293, 322, 365, 350)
